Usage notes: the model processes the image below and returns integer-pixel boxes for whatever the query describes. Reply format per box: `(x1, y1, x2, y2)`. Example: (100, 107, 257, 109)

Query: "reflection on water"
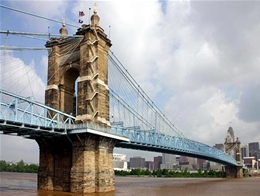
(1, 172, 260, 196)
(0, 172, 36, 196)
(37, 190, 116, 196)
(0, 172, 115, 196)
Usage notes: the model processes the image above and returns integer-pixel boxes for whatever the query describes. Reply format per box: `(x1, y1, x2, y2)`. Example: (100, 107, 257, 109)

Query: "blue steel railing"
(0, 89, 75, 130)
(0, 89, 238, 166)
(0, 89, 117, 135)
(111, 122, 238, 166)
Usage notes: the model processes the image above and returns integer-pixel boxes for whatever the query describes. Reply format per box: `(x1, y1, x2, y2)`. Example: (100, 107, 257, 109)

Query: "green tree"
(198, 168, 202, 176)
(162, 169, 169, 176)
(0, 160, 38, 173)
(203, 170, 208, 177)
(16, 160, 25, 172)
(156, 170, 162, 177)
(0, 160, 7, 171)
(130, 169, 142, 176)
(144, 169, 151, 176)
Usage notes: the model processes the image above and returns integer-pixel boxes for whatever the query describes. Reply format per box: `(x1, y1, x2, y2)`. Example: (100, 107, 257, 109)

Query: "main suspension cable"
(0, 4, 80, 28)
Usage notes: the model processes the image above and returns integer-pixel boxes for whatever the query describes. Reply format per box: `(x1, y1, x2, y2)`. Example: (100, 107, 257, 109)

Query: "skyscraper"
(161, 153, 178, 169)
(162, 153, 177, 165)
(241, 144, 249, 159)
(153, 156, 162, 170)
(249, 142, 260, 159)
(154, 156, 162, 164)
(129, 157, 145, 169)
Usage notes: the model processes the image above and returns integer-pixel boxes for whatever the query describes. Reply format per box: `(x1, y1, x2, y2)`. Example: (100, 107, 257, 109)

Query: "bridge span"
(0, 7, 242, 194)
(0, 89, 238, 167)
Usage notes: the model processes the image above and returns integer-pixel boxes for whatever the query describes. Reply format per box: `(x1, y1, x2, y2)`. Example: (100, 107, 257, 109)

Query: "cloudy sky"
(0, 0, 259, 163)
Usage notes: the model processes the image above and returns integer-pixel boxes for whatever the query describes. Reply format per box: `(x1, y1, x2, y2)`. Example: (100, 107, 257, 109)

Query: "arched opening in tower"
(60, 67, 79, 116)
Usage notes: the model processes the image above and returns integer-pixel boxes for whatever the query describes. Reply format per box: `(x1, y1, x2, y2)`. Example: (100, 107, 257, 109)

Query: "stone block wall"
(225, 165, 243, 178)
(37, 134, 115, 193)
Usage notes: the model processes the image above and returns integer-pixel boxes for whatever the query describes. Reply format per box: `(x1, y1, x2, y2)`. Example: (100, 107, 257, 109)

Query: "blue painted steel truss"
(0, 89, 238, 166)
(110, 122, 238, 166)
(0, 89, 75, 137)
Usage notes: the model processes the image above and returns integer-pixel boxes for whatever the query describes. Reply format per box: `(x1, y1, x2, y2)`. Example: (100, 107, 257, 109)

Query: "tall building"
(153, 156, 162, 170)
(257, 150, 260, 161)
(197, 159, 206, 168)
(179, 156, 189, 163)
(161, 153, 178, 169)
(241, 144, 249, 159)
(162, 153, 177, 165)
(249, 142, 260, 159)
(129, 157, 145, 169)
(145, 161, 156, 170)
(179, 156, 190, 170)
(154, 156, 162, 164)
(188, 157, 196, 166)
(243, 157, 256, 169)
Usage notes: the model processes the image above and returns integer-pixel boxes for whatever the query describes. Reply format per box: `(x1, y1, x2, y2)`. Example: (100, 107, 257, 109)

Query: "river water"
(0, 172, 260, 196)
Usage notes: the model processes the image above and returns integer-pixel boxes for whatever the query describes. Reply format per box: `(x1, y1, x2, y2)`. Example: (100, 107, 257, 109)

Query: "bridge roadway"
(0, 89, 238, 166)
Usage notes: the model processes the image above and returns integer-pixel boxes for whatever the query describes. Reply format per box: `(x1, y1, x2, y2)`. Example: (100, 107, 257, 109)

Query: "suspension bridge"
(0, 4, 242, 194)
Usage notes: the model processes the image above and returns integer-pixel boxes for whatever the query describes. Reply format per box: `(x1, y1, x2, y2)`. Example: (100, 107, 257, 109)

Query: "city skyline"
(1, 140, 259, 164)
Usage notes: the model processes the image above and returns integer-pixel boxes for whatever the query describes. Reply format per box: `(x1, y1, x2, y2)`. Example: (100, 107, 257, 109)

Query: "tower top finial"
(62, 17, 66, 27)
(59, 17, 68, 36)
(93, 3, 98, 14)
(91, 2, 100, 26)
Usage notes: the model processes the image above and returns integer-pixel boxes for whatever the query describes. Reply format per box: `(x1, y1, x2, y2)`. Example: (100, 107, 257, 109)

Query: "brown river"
(0, 172, 260, 196)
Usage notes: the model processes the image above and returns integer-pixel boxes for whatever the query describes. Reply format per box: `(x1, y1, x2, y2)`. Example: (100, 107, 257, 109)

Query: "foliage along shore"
(0, 160, 38, 173)
(115, 168, 224, 178)
(1, 159, 224, 178)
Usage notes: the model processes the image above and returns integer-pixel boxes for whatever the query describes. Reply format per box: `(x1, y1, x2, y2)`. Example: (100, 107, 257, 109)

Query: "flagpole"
(89, 8, 91, 24)
(109, 25, 111, 39)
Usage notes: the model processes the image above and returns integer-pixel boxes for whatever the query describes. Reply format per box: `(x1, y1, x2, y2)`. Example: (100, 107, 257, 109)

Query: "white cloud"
(7, 0, 69, 32)
(0, 51, 45, 101)
(238, 84, 260, 123)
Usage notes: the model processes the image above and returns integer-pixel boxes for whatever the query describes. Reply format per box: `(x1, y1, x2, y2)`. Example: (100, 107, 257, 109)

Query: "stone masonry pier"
(36, 132, 126, 193)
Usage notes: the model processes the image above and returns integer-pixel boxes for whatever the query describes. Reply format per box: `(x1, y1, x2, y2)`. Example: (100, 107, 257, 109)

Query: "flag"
(79, 11, 85, 17)
(78, 19, 83, 24)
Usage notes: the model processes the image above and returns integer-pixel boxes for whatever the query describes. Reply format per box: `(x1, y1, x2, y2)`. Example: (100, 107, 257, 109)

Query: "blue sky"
(0, 0, 260, 163)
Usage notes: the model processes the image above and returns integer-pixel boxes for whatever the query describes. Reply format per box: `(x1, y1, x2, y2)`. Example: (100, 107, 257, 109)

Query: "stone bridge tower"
(224, 127, 243, 178)
(45, 8, 111, 127)
(36, 8, 122, 194)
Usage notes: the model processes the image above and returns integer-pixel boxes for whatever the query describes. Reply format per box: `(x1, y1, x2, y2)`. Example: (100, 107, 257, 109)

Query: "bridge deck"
(0, 88, 238, 166)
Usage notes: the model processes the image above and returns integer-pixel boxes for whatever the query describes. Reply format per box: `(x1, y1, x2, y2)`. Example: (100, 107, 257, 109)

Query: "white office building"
(113, 153, 128, 171)
(161, 153, 178, 169)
